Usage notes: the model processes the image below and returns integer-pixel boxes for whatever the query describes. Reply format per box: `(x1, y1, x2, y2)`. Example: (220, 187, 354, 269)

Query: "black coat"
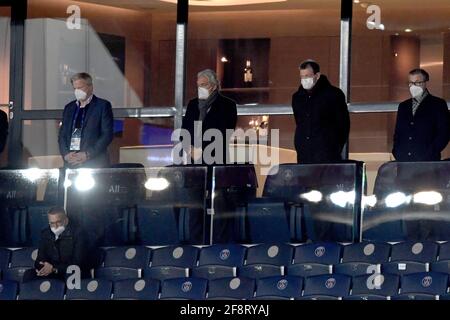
(292, 75, 350, 164)
(34, 221, 88, 275)
(393, 93, 450, 161)
(0, 110, 8, 153)
(58, 95, 114, 168)
(181, 93, 237, 165)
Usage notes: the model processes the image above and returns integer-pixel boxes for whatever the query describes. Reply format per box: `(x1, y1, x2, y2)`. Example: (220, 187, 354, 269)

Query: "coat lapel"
(82, 95, 97, 129)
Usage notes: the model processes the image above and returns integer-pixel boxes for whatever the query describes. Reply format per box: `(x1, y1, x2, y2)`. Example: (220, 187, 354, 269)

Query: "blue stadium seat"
(207, 277, 255, 300)
(382, 241, 438, 276)
(246, 200, 291, 243)
(19, 279, 65, 300)
(255, 276, 303, 300)
(27, 205, 53, 246)
(0, 280, 18, 300)
(160, 277, 208, 300)
(136, 204, 181, 245)
(239, 243, 293, 280)
(287, 242, 341, 278)
(391, 272, 448, 300)
(113, 278, 160, 300)
(334, 242, 391, 277)
(0, 248, 11, 271)
(345, 273, 400, 300)
(95, 246, 151, 281)
(192, 244, 246, 280)
(66, 279, 113, 300)
(3, 247, 38, 282)
(431, 242, 450, 274)
(299, 274, 351, 300)
(145, 245, 199, 281)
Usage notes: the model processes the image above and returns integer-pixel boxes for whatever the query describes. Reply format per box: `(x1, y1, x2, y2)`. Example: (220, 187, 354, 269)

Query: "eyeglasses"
(49, 220, 64, 227)
(408, 81, 427, 87)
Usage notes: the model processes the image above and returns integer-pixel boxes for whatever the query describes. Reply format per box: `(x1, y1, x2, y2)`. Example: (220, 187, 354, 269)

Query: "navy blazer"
(393, 93, 450, 161)
(58, 95, 114, 168)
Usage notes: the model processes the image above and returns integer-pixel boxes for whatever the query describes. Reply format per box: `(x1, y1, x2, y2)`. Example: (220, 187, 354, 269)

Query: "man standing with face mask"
(23, 207, 89, 282)
(393, 68, 450, 161)
(292, 60, 350, 164)
(58, 72, 114, 168)
(182, 69, 237, 165)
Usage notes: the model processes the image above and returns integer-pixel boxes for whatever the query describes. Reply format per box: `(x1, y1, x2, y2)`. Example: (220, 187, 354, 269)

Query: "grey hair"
(197, 69, 219, 87)
(70, 72, 93, 86)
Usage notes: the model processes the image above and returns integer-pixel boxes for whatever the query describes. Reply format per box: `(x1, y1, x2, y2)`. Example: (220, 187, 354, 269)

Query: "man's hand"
(36, 262, 54, 277)
(72, 152, 88, 166)
(64, 152, 78, 164)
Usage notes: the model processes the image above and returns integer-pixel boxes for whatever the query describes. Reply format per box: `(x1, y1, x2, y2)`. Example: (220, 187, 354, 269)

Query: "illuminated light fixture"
(413, 191, 443, 206)
(221, 57, 229, 63)
(23, 168, 43, 182)
(385, 192, 411, 208)
(63, 179, 72, 189)
(50, 169, 60, 180)
(405, 28, 413, 33)
(74, 169, 95, 192)
(394, 52, 398, 57)
(362, 195, 377, 207)
(379, 24, 385, 31)
(145, 178, 170, 191)
(330, 190, 355, 208)
(160, 0, 287, 6)
(300, 190, 323, 203)
(354, 0, 360, 3)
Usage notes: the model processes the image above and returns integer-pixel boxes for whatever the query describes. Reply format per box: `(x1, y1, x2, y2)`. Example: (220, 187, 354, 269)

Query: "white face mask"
(301, 77, 315, 90)
(198, 87, 210, 100)
(74, 89, 88, 101)
(51, 226, 65, 239)
(409, 85, 424, 99)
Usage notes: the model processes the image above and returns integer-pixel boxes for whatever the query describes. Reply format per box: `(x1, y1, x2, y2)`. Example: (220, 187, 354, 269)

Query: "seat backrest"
(245, 243, 293, 266)
(390, 241, 438, 263)
(66, 279, 113, 300)
(113, 278, 160, 300)
(27, 205, 53, 246)
(19, 279, 65, 300)
(351, 273, 400, 297)
(160, 277, 208, 300)
(136, 205, 180, 245)
(303, 274, 351, 298)
(198, 244, 246, 267)
(103, 246, 151, 269)
(293, 242, 342, 265)
(150, 245, 199, 268)
(438, 242, 450, 261)
(0, 280, 18, 300)
(400, 272, 448, 295)
(208, 277, 255, 299)
(341, 242, 391, 264)
(256, 276, 303, 299)
(0, 248, 11, 270)
(10, 247, 38, 268)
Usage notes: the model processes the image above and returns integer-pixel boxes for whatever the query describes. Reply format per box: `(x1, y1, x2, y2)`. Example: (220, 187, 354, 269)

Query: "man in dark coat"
(25, 207, 88, 282)
(181, 69, 237, 243)
(181, 69, 237, 166)
(392, 68, 449, 162)
(292, 60, 350, 164)
(58, 72, 114, 168)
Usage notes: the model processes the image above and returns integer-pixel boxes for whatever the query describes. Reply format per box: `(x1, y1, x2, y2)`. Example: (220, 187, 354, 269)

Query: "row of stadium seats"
(1, 272, 450, 300)
(2, 241, 450, 284)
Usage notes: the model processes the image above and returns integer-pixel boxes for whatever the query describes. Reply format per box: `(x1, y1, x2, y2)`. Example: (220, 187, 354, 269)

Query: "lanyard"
(71, 105, 87, 133)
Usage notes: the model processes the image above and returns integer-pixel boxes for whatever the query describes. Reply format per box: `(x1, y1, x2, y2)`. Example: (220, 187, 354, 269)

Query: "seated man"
(26, 207, 88, 281)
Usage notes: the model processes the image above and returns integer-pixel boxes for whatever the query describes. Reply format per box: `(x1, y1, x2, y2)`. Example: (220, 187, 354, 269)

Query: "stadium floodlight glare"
(413, 191, 443, 206)
(385, 192, 411, 208)
(362, 195, 377, 207)
(330, 190, 355, 208)
(300, 190, 323, 203)
(23, 168, 43, 182)
(74, 169, 95, 192)
(144, 178, 170, 191)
